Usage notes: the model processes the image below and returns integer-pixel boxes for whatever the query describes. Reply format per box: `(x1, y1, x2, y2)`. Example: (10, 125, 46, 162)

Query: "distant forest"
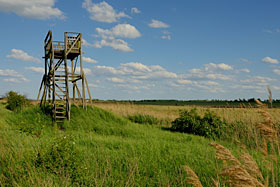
(93, 98, 280, 108)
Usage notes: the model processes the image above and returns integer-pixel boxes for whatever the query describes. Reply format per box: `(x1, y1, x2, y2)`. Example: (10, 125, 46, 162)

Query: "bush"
(171, 108, 225, 139)
(5, 91, 30, 111)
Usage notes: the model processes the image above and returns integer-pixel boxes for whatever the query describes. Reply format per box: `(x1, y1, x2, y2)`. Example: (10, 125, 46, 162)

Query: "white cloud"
(239, 68, 250, 73)
(75, 67, 92, 75)
(177, 80, 192, 84)
(131, 7, 140, 14)
(107, 77, 125, 83)
(273, 69, 280, 75)
(93, 24, 140, 52)
(205, 62, 233, 71)
(3, 78, 20, 83)
(272, 86, 280, 90)
(161, 35, 171, 40)
(117, 84, 149, 90)
(203, 81, 219, 86)
(95, 38, 133, 52)
(186, 63, 233, 81)
(7, 49, 41, 63)
(96, 24, 141, 39)
(83, 57, 98, 64)
(262, 56, 279, 64)
(121, 62, 151, 72)
(82, 39, 95, 47)
(82, 0, 129, 23)
(0, 0, 64, 19)
(0, 69, 19, 77)
(25, 67, 44, 73)
(0, 69, 28, 82)
(240, 58, 252, 64)
(94, 66, 120, 75)
(94, 62, 177, 80)
(161, 30, 171, 40)
(205, 73, 231, 80)
(148, 19, 169, 28)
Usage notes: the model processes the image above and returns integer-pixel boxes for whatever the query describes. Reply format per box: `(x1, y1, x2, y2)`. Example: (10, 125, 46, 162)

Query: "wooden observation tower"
(37, 30, 92, 122)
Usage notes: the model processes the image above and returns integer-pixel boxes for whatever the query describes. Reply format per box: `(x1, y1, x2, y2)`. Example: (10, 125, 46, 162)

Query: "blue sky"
(1, 0, 280, 100)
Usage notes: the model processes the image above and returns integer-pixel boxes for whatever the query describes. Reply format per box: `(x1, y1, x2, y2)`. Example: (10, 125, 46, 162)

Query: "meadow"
(0, 99, 279, 186)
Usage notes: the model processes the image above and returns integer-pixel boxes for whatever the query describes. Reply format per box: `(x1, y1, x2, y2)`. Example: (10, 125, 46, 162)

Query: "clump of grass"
(7, 106, 53, 136)
(239, 151, 264, 182)
(209, 142, 264, 187)
(35, 135, 87, 185)
(183, 165, 203, 187)
(127, 114, 168, 125)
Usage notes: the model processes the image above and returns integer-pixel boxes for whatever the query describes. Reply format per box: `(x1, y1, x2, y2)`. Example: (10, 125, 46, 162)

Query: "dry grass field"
(93, 102, 280, 125)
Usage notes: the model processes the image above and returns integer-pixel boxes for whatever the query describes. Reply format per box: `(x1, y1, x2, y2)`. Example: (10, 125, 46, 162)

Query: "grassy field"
(0, 100, 279, 186)
(94, 102, 280, 125)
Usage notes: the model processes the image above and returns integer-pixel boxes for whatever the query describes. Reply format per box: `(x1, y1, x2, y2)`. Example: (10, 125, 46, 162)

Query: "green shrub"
(5, 91, 30, 111)
(127, 114, 167, 125)
(171, 108, 225, 139)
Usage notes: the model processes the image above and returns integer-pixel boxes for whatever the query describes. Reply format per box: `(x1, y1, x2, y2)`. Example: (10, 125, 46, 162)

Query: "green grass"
(0, 102, 273, 186)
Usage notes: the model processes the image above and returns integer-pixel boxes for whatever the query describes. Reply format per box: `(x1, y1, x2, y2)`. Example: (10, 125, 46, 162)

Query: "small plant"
(5, 91, 30, 112)
(171, 108, 225, 139)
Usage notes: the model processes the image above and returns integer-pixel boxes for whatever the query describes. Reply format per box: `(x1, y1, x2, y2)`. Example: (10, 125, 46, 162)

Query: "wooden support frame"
(37, 30, 92, 122)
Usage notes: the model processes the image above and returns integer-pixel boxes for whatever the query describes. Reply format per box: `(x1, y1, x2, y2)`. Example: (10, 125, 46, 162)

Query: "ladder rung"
(56, 102, 66, 104)
(56, 116, 66, 119)
(56, 107, 65, 109)
(56, 111, 65, 114)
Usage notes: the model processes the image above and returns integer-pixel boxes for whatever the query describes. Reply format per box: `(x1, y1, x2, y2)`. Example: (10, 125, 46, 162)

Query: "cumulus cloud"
(272, 86, 280, 90)
(239, 68, 250, 73)
(96, 24, 141, 39)
(83, 57, 98, 64)
(75, 67, 92, 75)
(94, 38, 133, 52)
(94, 62, 177, 80)
(262, 56, 279, 64)
(240, 76, 276, 89)
(148, 19, 169, 28)
(82, 0, 129, 23)
(131, 7, 140, 14)
(25, 67, 44, 73)
(177, 80, 192, 84)
(0, 0, 64, 19)
(3, 78, 21, 83)
(93, 24, 141, 52)
(186, 62, 234, 81)
(117, 84, 148, 90)
(107, 77, 125, 83)
(7, 49, 41, 63)
(205, 63, 233, 71)
(273, 69, 280, 75)
(82, 39, 95, 47)
(0, 69, 28, 82)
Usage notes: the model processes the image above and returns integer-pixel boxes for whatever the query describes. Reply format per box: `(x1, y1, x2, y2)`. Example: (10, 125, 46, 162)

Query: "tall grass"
(0, 103, 221, 186)
(0, 98, 279, 186)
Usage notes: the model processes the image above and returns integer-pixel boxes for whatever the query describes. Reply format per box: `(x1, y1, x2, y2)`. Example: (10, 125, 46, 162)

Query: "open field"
(0, 100, 279, 186)
(94, 102, 280, 125)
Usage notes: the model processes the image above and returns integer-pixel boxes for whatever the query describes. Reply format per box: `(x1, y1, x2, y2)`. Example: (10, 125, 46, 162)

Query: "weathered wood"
(38, 30, 92, 123)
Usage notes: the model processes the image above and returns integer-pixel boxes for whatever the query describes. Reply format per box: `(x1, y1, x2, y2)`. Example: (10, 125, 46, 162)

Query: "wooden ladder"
(53, 61, 68, 123)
